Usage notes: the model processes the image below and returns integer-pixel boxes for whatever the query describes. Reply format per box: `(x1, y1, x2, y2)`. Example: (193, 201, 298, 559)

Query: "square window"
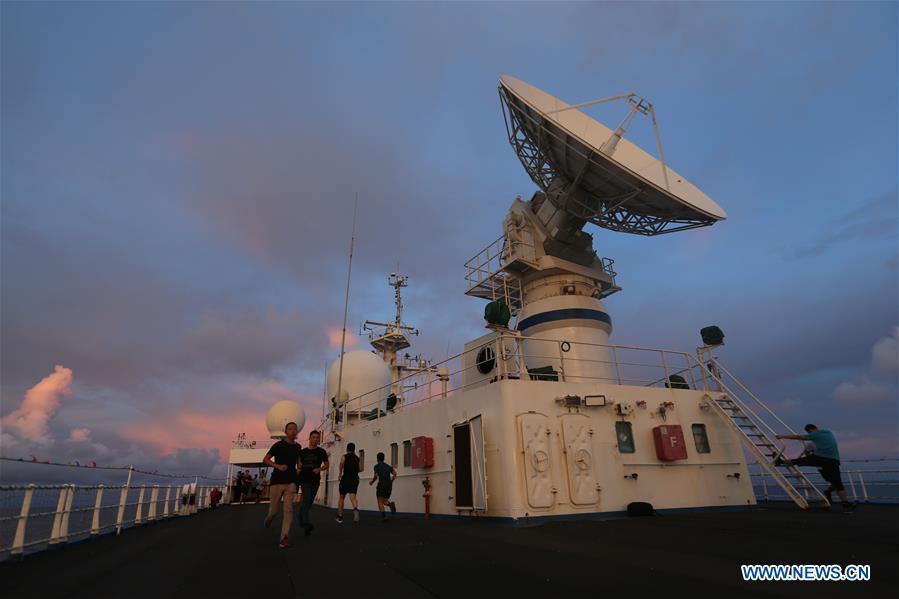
(615, 421, 635, 453)
(692, 424, 711, 453)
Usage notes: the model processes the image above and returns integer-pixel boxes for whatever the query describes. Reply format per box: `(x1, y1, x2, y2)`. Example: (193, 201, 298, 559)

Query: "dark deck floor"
(3, 503, 897, 598)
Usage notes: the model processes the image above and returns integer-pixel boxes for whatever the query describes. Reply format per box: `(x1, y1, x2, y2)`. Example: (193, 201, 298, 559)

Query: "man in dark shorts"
(369, 451, 397, 522)
(262, 422, 302, 548)
(777, 424, 856, 512)
(297, 430, 329, 536)
(337, 442, 362, 523)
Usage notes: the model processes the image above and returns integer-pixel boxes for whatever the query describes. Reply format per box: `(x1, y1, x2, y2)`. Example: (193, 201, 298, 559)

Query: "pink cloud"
(68, 428, 92, 443)
(2, 365, 73, 444)
(327, 327, 360, 350)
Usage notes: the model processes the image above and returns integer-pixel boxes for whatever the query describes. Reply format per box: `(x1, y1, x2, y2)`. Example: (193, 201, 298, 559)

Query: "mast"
(333, 196, 358, 425)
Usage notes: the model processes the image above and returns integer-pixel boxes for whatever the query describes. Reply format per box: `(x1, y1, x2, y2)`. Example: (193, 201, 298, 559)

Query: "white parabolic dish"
(499, 75, 726, 231)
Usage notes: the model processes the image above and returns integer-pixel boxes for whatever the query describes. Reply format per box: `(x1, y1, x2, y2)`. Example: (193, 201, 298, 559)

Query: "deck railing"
(0, 469, 222, 560)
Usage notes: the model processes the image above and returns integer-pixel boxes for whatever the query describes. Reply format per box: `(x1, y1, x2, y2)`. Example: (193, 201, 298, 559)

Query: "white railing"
(750, 459, 899, 504)
(0, 476, 222, 560)
(325, 334, 707, 429)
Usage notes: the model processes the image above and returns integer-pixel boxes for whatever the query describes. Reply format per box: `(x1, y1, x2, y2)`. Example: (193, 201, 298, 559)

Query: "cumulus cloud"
(833, 378, 894, 403)
(1, 365, 73, 444)
(871, 326, 898, 375)
(68, 428, 92, 442)
(832, 328, 899, 404)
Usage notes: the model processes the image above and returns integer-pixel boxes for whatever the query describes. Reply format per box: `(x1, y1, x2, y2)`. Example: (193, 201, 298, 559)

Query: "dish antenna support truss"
(499, 85, 715, 236)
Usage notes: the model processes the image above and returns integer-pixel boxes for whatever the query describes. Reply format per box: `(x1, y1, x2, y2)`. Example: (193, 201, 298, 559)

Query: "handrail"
(1, 481, 222, 560)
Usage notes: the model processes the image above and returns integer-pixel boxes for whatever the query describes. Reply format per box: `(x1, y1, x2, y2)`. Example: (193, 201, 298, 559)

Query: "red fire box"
(652, 425, 688, 461)
(411, 436, 434, 468)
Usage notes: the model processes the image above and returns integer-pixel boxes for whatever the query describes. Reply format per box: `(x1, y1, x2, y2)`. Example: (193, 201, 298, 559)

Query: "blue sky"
(1, 1, 896, 476)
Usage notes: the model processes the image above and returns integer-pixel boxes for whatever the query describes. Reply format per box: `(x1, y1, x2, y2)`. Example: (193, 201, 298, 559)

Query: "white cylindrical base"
(516, 292, 614, 384)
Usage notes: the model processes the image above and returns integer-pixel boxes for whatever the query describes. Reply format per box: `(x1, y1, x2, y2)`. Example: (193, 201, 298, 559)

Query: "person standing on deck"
(263, 422, 303, 548)
(369, 452, 397, 522)
(776, 424, 856, 512)
(297, 430, 329, 536)
(336, 442, 362, 523)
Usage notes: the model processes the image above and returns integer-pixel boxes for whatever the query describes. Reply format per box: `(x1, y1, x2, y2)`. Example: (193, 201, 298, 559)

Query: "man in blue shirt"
(369, 452, 397, 522)
(776, 424, 855, 512)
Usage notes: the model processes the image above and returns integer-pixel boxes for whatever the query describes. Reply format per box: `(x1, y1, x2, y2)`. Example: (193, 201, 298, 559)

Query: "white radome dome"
(266, 400, 306, 439)
(327, 350, 391, 413)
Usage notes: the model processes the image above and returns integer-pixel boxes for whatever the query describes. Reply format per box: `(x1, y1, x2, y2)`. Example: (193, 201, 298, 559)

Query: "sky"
(1, 1, 897, 482)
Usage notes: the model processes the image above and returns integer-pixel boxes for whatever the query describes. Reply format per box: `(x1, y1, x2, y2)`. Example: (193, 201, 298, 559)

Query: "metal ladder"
(697, 349, 830, 510)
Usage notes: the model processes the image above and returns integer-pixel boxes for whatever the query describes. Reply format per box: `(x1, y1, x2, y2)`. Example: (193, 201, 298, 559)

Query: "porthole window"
(615, 421, 635, 453)
(476, 346, 496, 374)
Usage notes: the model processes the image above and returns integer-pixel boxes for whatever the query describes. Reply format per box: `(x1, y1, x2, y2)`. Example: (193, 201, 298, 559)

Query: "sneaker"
(304, 523, 314, 536)
(381, 513, 387, 522)
(842, 502, 856, 513)
(279, 538, 290, 548)
(824, 488, 833, 504)
(388, 501, 397, 514)
(353, 509, 360, 523)
(264, 515, 274, 528)
(336, 513, 343, 524)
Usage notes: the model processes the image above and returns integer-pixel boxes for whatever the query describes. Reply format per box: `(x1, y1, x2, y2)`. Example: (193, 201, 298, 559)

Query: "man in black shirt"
(336, 442, 362, 523)
(262, 422, 302, 548)
(297, 430, 328, 536)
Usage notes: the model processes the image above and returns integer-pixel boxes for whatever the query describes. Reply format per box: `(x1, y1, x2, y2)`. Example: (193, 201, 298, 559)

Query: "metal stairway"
(697, 348, 831, 510)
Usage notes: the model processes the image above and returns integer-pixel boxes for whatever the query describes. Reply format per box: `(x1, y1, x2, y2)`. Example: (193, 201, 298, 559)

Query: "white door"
(470, 415, 487, 511)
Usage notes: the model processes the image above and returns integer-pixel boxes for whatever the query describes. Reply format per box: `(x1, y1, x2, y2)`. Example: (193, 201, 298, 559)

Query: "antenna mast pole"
(334, 195, 358, 427)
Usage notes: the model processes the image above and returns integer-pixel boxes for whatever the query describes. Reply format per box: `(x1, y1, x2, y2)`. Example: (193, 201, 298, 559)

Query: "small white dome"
(266, 400, 306, 439)
(326, 350, 392, 413)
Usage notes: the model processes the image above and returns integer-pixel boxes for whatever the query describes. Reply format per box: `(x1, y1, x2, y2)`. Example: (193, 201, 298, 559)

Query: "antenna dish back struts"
(498, 75, 726, 236)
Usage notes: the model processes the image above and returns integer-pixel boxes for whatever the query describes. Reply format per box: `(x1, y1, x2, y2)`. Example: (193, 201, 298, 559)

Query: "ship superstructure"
(315, 76, 829, 521)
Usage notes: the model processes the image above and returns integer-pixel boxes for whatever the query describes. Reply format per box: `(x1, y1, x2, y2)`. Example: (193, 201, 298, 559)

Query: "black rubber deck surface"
(3, 503, 896, 598)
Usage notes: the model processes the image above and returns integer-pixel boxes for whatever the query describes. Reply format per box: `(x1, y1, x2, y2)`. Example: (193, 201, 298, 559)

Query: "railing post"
(760, 470, 769, 502)
(858, 472, 869, 503)
(135, 486, 145, 524)
(49, 485, 69, 545)
(91, 485, 104, 535)
(612, 346, 622, 385)
(660, 350, 670, 386)
(847, 471, 858, 502)
(60, 485, 75, 542)
(116, 465, 134, 535)
(174, 485, 182, 515)
(11, 484, 35, 555)
(148, 485, 159, 520)
(557, 341, 566, 382)
(163, 486, 171, 517)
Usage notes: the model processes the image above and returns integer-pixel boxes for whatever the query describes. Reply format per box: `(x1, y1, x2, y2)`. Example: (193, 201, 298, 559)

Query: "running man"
(776, 424, 856, 512)
(369, 452, 397, 522)
(336, 443, 362, 523)
(297, 430, 329, 536)
(262, 422, 302, 548)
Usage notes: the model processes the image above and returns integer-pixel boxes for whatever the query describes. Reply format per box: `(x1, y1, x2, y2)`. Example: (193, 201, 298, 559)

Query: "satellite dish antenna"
(498, 75, 726, 236)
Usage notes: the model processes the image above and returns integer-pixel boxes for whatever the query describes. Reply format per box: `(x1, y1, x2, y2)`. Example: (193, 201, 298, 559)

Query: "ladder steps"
(705, 369, 830, 510)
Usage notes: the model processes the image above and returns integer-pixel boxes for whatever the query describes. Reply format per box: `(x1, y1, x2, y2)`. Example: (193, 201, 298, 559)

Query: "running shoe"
(279, 538, 290, 548)
(388, 501, 397, 514)
(353, 509, 360, 523)
(336, 514, 343, 524)
(304, 523, 314, 536)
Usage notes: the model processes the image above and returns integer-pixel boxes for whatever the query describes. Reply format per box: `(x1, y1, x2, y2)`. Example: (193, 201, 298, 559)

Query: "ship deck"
(3, 502, 896, 598)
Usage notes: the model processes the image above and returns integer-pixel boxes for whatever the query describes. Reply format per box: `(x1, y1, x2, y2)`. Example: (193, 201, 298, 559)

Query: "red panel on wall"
(411, 436, 434, 468)
(652, 425, 688, 461)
